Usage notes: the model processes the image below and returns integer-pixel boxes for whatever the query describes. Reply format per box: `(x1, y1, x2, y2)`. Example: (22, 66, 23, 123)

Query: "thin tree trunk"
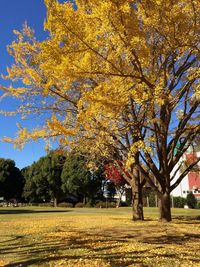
(116, 197, 121, 208)
(53, 197, 57, 208)
(146, 196, 149, 208)
(116, 186, 124, 208)
(158, 192, 171, 222)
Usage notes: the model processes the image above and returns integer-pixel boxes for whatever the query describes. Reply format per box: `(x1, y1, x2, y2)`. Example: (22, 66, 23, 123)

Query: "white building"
(171, 148, 200, 201)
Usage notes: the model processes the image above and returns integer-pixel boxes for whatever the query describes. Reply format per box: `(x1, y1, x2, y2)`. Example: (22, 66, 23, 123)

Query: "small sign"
(0, 197, 4, 201)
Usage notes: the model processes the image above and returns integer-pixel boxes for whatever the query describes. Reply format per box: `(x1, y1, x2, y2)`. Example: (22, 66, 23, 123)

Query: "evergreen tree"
(0, 158, 24, 201)
(61, 152, 103, 204)
(186, 192, 197, 209)
(22, 153, 65, 206)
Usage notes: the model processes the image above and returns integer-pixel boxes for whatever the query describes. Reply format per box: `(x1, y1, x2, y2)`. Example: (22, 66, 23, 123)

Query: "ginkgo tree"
(1, 0, 200, 221)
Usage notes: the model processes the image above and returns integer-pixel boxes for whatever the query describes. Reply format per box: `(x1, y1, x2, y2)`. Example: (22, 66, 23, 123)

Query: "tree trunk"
(116, 186, 124, 208)
(116, 196, 121, 208)
(146, 196, 149, 208)
(130, 154, 144, 221)
(158, 192, 171, 222)
(53, 197, 57, 208)
(83, 196, 86, 205)
(131, 176, 144, 221)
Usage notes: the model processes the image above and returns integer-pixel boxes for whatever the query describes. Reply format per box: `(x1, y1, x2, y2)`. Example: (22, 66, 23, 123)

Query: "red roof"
(188, 172, 200, 190)
(185, 153, 198, 164)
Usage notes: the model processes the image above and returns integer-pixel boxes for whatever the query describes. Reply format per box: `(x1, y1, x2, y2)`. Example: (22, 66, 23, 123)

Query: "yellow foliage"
(0, 0, 199, 174)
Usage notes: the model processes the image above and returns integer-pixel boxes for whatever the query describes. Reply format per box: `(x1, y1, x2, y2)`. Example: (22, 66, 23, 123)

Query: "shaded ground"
(0, 209, 71, 215)
(0, 207, 200, 267)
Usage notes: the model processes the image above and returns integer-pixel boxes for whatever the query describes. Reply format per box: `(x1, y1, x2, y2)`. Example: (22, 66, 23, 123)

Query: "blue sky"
(0, 0, 51, 169)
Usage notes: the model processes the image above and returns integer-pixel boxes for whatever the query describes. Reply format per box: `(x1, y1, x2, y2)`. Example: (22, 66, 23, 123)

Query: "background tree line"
(0, 151, 117, 207)
(22, 151, 107, 206)
(0, 151, 199, 209)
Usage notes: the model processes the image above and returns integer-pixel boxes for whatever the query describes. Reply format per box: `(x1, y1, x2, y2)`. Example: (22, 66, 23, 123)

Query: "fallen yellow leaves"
(0, 209, 200, 266)
(0, 260, 8, 267)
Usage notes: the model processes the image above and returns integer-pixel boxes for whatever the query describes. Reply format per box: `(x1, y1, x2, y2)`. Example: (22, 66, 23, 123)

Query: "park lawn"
(0, 207, 200, 267)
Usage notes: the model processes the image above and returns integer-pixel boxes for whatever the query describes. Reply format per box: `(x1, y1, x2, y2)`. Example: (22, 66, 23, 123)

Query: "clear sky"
(0, 0, 52, 169)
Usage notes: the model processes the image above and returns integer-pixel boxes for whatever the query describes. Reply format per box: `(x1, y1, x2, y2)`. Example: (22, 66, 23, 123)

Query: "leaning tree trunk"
(131, 170, 144, 221)
(116, 194, 121, 208)
(116, 186, 124, 208)
(158, 192, 171, 222)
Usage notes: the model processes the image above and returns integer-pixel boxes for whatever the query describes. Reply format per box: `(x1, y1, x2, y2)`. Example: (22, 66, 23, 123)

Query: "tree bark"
(131, 177, 144, 221)
(116, 197, 121, 208)
(158, 192, 171, 222)
(132, 188, 144, 220)
(116, 186, 124, 208)
(53, 197, 57, 208)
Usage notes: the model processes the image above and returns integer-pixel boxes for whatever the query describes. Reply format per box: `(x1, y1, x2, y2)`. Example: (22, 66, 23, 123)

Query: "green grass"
(0, 207, 200, 267)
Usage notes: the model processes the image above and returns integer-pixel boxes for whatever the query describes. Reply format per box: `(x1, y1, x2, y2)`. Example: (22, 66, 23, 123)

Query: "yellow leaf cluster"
(0, 0, 199, 170)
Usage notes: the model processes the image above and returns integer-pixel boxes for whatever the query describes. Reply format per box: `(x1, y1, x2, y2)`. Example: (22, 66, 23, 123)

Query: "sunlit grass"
(0, 207, 200, 266)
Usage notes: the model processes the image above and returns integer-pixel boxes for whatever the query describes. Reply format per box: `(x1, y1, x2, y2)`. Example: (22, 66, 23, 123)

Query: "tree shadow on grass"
(172, 215, 200, 224)
(141, 233, 200, 245)
(2, 237, 155, 267)
(4, 254, 153, 267)
(4, 233, 199, 267)
(1, 227, 154, 267)
(0, 209, 72, 215)
(2, 222, 200, 267)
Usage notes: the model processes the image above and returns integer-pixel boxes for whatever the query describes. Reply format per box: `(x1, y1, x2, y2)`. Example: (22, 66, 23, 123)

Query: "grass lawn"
(0, 207, 200, 267)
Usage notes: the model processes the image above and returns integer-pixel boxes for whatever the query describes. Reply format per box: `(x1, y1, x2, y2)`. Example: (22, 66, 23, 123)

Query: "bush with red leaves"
(104, 163, 126, 186)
